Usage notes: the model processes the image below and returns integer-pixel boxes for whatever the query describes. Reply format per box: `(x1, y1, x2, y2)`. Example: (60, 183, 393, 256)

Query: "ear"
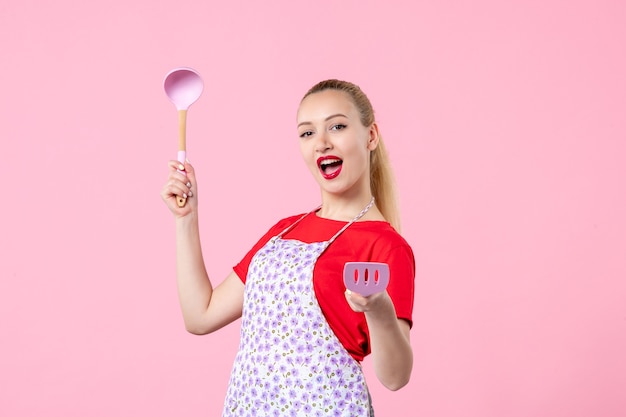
(367, 122, 380, 151)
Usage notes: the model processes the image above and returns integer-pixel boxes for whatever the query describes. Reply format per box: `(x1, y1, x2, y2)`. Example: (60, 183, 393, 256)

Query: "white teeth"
(320, 159, 341, 166)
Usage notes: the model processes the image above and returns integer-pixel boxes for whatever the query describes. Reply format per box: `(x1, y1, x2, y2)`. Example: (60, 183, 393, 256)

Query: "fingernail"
(186, 182, 191, 188)
(182, 193, 187, 199)
(178, 164, 185, 170)
(345, 289, 352, 296)
(188, 190, 193, 197)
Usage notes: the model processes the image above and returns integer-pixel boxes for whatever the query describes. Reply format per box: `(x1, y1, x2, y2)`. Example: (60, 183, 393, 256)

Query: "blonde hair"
(302, 79, 401, 231)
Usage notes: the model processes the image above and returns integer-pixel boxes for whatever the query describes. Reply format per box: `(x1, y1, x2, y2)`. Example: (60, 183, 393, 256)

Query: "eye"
(299, 131, 313, 138)
(330, 124, 347, 131)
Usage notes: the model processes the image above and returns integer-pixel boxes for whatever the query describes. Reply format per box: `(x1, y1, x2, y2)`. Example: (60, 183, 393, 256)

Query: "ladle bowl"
(164, 67, 203, 110)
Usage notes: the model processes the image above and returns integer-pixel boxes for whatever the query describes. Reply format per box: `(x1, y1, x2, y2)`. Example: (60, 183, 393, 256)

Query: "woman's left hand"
(344, 289, 393, 315)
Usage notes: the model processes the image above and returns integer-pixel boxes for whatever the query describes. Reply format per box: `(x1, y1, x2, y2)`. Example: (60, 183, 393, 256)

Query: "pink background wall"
(1, 1, 625, 416)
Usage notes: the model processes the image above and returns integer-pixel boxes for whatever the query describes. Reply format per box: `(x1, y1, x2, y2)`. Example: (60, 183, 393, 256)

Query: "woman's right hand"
(161, 160, 197, 218)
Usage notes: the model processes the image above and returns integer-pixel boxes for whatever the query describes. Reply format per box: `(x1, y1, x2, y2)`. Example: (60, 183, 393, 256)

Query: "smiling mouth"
(318, 157, 343, 179)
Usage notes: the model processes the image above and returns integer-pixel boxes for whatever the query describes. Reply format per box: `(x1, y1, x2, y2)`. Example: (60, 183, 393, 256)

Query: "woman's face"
(296, 90, 379, 198)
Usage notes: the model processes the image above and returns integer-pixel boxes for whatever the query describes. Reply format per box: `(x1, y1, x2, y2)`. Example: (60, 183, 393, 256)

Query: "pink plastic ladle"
(163, 67, 203, 207)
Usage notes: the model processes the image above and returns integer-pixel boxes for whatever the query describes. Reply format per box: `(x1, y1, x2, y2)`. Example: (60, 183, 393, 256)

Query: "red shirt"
(234, 212, 415, 362)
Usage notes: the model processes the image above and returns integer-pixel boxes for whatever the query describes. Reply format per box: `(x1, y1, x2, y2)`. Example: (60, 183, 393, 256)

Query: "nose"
(314, 131, 332, 153)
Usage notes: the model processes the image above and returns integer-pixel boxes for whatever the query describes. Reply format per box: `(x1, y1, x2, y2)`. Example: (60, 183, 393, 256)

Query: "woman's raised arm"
(162, 160, 244, 335)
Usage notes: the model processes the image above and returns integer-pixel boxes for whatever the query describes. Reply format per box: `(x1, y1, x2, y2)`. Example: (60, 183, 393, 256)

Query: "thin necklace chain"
(353, 196, 375, 222)
(326, 196, 375, 245)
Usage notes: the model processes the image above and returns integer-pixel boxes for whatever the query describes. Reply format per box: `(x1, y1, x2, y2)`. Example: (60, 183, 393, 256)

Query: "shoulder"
(345, 222, 415, 275)
(325, 220, 415, 270)
(350, 221, 413, 253)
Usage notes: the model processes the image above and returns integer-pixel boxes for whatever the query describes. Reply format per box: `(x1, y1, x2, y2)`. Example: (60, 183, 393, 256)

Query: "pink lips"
(317, 155, 343, 180)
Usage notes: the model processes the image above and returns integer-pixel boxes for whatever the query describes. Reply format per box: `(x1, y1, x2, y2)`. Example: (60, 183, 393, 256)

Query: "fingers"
(168, 159, 196, 177)
(345, 289, 366, 312)
(344, 289, 387, 313)
(162, 176, 192, 200)
(164, 165, 192, 196)
(162, 160, 197, 213)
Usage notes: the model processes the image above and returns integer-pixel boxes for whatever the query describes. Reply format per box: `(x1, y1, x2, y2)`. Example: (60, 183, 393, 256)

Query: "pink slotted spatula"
(343, 262, 390, 296)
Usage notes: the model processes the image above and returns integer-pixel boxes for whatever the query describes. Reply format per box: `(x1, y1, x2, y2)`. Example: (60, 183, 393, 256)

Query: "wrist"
(364, 293, 397, 324)
(176, 212, 199, 230)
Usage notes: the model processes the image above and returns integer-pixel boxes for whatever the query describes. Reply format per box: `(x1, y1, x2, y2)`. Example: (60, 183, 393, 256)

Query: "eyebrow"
(297, 113, 348, 128)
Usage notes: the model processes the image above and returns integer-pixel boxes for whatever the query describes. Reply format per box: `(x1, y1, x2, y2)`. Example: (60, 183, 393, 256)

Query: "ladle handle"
(177, 109, 188, 208)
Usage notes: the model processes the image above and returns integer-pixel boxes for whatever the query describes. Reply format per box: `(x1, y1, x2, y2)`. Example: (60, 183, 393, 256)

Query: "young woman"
(161, 79, 415, 416)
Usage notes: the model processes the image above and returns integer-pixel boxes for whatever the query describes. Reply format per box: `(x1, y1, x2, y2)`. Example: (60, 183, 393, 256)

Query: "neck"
(317, 193, 376, 222)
